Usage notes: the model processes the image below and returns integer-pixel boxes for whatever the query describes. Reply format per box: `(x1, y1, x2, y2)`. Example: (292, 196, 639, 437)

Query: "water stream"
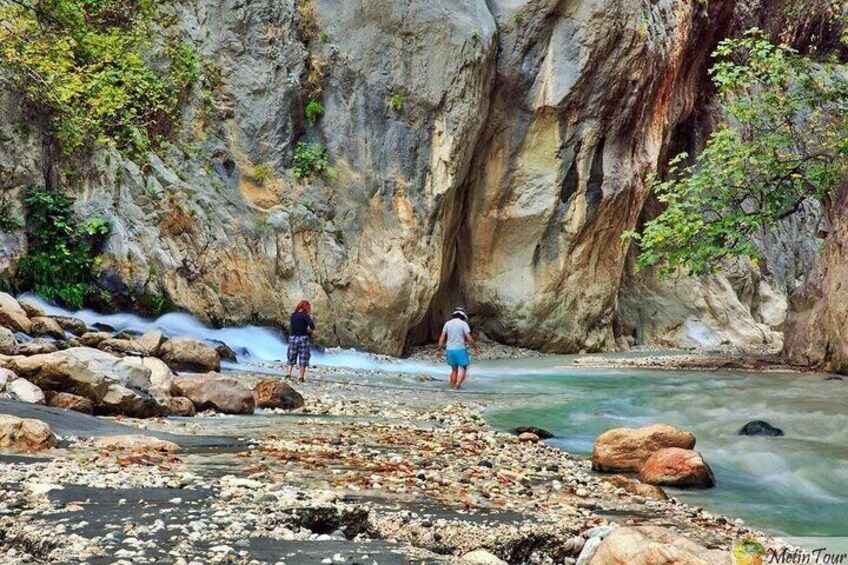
(20, 295, 848, 541)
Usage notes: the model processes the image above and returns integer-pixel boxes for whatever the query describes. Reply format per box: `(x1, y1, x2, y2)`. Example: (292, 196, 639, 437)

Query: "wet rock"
(17, 299, 45, 319)
(738, 420, 784, 437)
(513, 426, 554, 439)
(0, 414, 57, 451)
(252, 379, 304, 410)
(518, 432, 540, 443)
(96, 383, 166, 418)
(16, 338, 58, 355)
(158, 337, 221, 373)
(0, 326, 17, 355)
(462, 549, 508, 565)
(169, 396, 196, 417)
(639, 448, 715, 488)
(137, 331, 165, 357)
(587, 525, 729, 564)
(592, 424, 696, 473)
(52, 316, 88, 336)
(78, 331, 112, 348)
(45, 391, 94, 414)
(93, 435, 180, 453)
(7, 378, 45, 404)
(606, 475, 668, 501)
(172, 373, 255, 414)
(29, 317, 65, 340)
(215, 343, 237, 362)
(0, 292, 31, 333)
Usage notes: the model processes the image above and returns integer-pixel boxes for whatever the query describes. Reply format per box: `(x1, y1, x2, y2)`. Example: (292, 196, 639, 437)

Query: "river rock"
(513, 426, 554, 439)
(17, 299, 45, 318)
(29, 316, 65, 340)
(45, 391, 94, 414)
(7, 378, 45, 404)
(97, 338, 147, 356)
(169, 396, 196, 417)
(606, 475, 667, 501)
(639, 447, 716, 488)
(123, 356, 173, 387)
(0, 367, 14, 391)
(215, 343, 238, 362)
(52, 316, 88, 336)
(16, 338, 59, 355)
(0, 292, 31, 333)
(172, 373, 254, 414)
(0, 415, 57, 452)
(0, 327, 17, 355)
(137, 331, 165, 356)
(462, 549, 508, 565)
(739, 420, 784, 437)
(95, 383, 165, 418)
(158, 337, 221, 373)
(587, 525, 730, 564)
(591, 424, 696, 473)
(518, 432, 540, 443)
(78, 331, 112, 348)
(93, 435, 180, 453)
(252, 379, 304, 410)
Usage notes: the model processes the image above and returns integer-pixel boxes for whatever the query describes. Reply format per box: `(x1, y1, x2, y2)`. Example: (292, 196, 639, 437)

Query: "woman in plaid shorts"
(285, 300, 315, 382)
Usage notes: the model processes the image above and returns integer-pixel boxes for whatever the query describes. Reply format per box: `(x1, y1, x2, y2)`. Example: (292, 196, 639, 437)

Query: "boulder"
(0, 292, 31, 333)
(606, 475, 667, 501)
(0, 327, 17, 355)
(92, 435, 180, 452)
(252, 379, 304, 410)
(17, 299, 46, 319)
(2, 347, 152, 403)
(513, 426, 554, 439)
(95, 383, 166, 418)
(0, 367, 15, 391)
(45, 391, 94, 415)
(215, 343, 238, 362)
(587, 526, 730, 565)
(7, 378, 45, 404)
(97, 338, 147, 356)
(123, 356, 173, 387)
(639, 448, 716, 488)
(169, 396, 196, 417)
(78, 331, 112, 348)
(158, 337, 221, 373)
(518, 432, 540, 443)
(52, 316, 88, 336)
(29, 317, 65, 340)
(592, 424, 696, 473)
(0, 415, 57, 452)
(137, 331, 165, 356)
(739, 420, 784, 437)
(16, 338, 59, 355)
(462, 549, 508, 565)
(172, 373, 254, 414)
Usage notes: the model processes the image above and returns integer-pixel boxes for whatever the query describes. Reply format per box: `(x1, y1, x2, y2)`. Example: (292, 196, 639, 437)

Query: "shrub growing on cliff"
(17, 189, 110, 309)
(291, 142, 331, 179)
(304, 100, 324, 125)
(0, 0, 199, 158)
(625, 29, 848, 276)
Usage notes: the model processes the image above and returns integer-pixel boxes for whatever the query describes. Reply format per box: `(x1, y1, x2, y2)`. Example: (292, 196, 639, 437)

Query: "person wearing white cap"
(436, 307, 481, 389)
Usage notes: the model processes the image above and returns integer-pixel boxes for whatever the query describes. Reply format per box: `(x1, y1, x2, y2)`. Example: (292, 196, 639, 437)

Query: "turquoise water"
(477, 360, 848, 538)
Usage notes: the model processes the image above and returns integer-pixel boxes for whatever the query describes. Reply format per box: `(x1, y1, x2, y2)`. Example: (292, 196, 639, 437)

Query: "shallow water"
(24, 295, 848, 539)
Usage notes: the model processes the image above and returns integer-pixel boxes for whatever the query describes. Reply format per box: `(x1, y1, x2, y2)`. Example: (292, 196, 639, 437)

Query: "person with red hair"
(286, 299, 315, 382)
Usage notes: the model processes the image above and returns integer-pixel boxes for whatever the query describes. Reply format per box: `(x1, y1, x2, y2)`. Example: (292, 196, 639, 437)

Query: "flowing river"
(21, 295, 848, 544)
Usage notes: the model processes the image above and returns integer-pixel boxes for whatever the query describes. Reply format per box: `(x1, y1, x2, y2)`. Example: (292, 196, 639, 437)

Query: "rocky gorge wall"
(0, 0, 842, 358)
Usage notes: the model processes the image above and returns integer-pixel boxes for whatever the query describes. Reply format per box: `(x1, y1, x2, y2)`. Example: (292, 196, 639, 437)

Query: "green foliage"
(253, 162, 272, 185)
(304, 99, 324, 125)
(389, 93, 404, 112)
(470, 30, 480, 44)
(0, 203, 23, 232)
(625, 29, 848, 276)
(0, 0, 199, 158)
(17, 189, 110, 309)
(512, 10, 525, 24)
(291, 141, 330, 179)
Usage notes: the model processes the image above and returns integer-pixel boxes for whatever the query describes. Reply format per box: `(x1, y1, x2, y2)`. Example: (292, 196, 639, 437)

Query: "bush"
(17, 189, 110, 309)
(389, 93, 404, 112)
(253, 163, 272, 185)
(292, 142, 330, 179)
(304, 100, 324, 125)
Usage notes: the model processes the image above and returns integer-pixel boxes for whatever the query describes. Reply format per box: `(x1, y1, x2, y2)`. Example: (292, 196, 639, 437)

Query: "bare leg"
(285, 365, 293, 378)
(449, 367, 458, 389)
(455, 366, 468, 389)
(298, 365, 307, 382)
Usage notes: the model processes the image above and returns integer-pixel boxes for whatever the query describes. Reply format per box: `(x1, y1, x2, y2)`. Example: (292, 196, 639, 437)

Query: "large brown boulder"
(252, 379, 304, 410)
(172, 373, 254, 414)
(52, 316, 88, 336)
(0, 327, 17, 355)
(158, 338, 220, 373)
(587, 526, 730, 565)
(639, 447, 716, 488)
(137, 331, 165, 356)
(17, 299, 45, 319)
(592, 424, 696, 473)
(29, 317, 65, 340)
(95, 383, 166, 418)
(0, 292, 30, 333)
(45, 391, 94, 415)
(0, 415, 57, 452)
(78, 331, 112, 348)
(97, 338, 147, 356)
(169, 396, 196, 417)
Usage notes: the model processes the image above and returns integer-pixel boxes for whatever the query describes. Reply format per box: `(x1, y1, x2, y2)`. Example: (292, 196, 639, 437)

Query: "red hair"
(294, 300, 311, 314)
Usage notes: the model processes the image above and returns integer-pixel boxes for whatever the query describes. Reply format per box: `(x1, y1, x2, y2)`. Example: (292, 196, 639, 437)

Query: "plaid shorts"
(287, 335, 311, 367)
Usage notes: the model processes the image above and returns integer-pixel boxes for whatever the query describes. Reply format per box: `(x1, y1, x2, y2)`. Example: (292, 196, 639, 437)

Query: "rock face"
(172, 373, 255, 414)
(158, 338, 220, 373)
(587, 526, 730, 565)
(0, 415, 57, 452)
(592, 424, 695, 473)
(639, 447, 716, 488)
(252, 379, 304, 410)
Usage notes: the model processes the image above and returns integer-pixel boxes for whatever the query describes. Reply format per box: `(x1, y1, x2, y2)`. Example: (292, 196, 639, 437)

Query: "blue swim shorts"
(445, 348, 470, 368)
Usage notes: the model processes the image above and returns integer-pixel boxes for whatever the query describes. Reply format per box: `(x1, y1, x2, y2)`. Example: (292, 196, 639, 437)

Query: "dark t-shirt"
(290, 312, 315, 337)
